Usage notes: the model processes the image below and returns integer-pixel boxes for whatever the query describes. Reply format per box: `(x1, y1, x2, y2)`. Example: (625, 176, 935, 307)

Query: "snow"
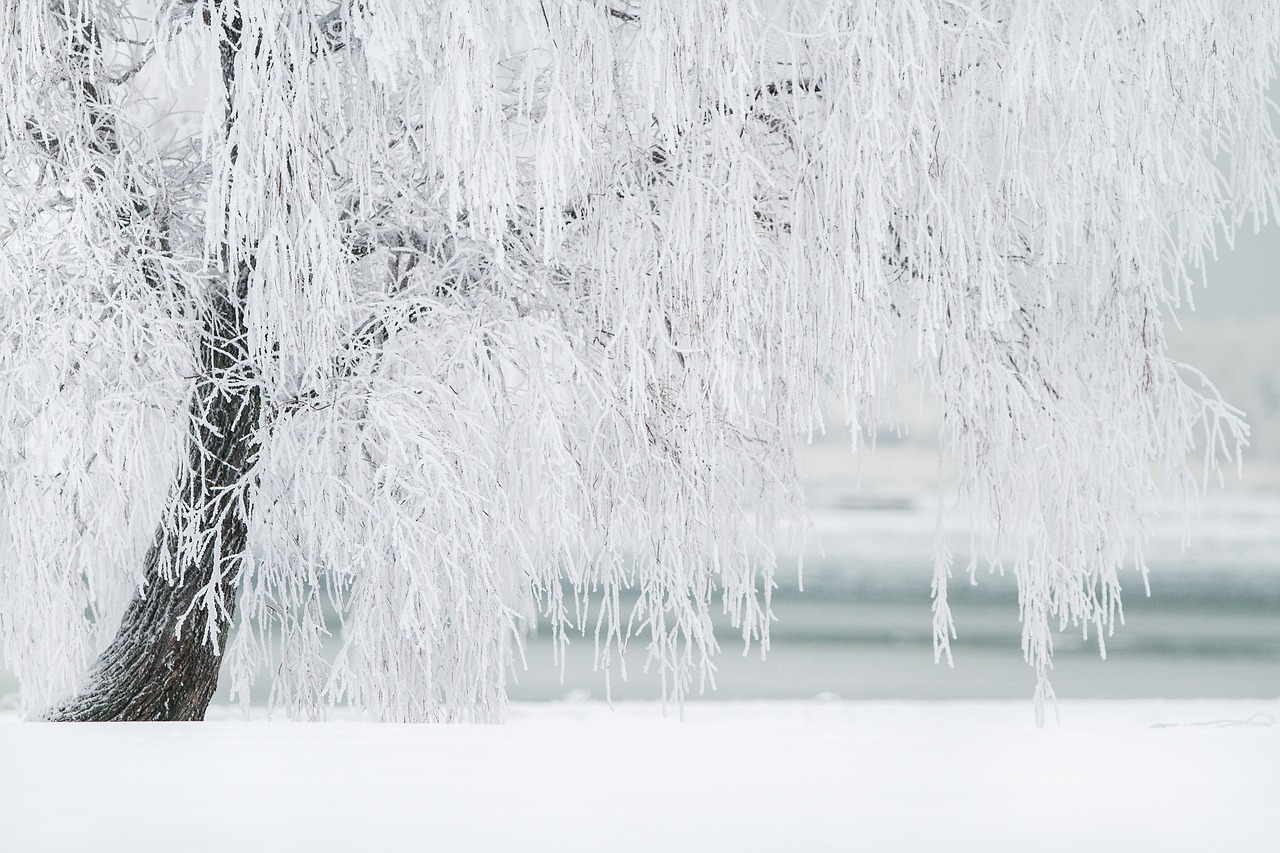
(2, 700, 1277, 851)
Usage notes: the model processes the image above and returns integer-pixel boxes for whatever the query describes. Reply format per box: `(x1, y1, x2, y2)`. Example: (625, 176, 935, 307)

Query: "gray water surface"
(507, 557, 1280, 702)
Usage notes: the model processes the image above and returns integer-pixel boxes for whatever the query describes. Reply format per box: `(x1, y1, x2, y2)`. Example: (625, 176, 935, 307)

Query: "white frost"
(1, 1, 1278, 721)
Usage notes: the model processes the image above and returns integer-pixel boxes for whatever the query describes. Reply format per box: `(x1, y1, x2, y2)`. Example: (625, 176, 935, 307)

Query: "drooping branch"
(27, 4, 177, 299)
(316, 6, 348, 53)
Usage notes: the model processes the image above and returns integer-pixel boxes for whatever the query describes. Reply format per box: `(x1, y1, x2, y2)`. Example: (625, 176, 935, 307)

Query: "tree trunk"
(42, 2, 260, 723)
(46, 282, 259, 722)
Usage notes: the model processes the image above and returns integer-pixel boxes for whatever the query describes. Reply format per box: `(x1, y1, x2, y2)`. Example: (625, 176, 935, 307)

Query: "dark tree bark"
(46, 3, 258, 722)
(46, 279, 260, 721)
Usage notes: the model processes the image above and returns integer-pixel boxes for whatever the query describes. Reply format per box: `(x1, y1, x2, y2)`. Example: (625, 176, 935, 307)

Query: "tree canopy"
(2, 1, 1277, 721)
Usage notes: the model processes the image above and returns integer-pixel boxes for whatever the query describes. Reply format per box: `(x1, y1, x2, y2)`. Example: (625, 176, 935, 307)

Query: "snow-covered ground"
(2, 699, 1277, 852)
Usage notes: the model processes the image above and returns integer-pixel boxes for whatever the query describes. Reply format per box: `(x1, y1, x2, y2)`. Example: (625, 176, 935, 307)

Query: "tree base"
(44, 566, 234, 722)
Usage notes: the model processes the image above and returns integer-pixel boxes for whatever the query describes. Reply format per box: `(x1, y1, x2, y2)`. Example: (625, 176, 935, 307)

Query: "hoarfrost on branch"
(1, 0, 1276, 721)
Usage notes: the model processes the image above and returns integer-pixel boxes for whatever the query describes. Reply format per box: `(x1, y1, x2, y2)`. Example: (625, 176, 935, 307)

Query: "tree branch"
(604, 5, 639, 23)
(33, 5, 177, 299)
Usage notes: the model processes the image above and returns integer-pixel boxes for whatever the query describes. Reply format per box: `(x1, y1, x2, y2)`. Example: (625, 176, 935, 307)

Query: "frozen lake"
(506, 491, 1280, 703)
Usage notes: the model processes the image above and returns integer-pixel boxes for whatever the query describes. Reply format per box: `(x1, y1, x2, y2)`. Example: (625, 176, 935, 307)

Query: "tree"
(1, 0, 1277, 723)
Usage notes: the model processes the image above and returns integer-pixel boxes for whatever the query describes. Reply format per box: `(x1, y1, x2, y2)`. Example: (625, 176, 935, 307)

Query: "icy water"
(507, 558, 1280, 702)
(508, 495, 1280, 702)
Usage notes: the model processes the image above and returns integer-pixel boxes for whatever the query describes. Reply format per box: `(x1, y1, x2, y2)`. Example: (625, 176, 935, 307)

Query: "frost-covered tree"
(1, 0, 1277, 722)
